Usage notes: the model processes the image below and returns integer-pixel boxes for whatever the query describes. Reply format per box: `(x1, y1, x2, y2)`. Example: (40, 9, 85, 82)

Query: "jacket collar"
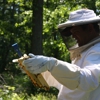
(69, 36, 100, 60)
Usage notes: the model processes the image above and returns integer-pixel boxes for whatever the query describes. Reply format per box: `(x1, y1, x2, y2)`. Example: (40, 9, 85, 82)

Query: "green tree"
(0, 0, 100, 73)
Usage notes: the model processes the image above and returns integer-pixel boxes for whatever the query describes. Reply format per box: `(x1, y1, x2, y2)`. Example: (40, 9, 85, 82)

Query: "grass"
(0, 72, 58, 100)
(0, 89, 57, 100)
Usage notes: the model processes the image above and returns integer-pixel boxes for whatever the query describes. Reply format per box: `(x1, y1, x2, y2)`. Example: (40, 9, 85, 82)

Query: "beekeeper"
(22, 9, 100, 100)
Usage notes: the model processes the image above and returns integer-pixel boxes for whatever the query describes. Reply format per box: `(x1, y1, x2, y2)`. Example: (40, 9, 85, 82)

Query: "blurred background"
(0, 0, 100, 99)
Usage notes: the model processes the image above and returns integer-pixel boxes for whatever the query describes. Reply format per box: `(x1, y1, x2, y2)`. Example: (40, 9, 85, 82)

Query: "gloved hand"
(22, 53, 57, 74)
(23, 53, 80, 90)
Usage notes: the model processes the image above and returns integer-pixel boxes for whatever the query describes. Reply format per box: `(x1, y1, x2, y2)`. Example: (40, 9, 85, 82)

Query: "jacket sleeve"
(50, 60, 81, 90)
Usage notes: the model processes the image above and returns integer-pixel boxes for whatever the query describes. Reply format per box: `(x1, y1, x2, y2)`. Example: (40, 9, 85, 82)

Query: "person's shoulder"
(91, 42, 100, 51)
(84, 42, 100, 55)
(84, 42, 100, 63)
(84, 42, 100, 57)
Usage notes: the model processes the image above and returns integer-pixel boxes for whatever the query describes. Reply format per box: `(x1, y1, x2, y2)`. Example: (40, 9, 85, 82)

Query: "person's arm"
(22, 53, 81, 90)
(22, 45, 100, 91)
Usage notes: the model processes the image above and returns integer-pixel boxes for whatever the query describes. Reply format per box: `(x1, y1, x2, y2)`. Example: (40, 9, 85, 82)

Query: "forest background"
(0, 0, 100, 100)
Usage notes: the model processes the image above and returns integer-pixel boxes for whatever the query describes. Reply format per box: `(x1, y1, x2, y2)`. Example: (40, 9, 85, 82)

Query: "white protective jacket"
(42, 36, 100, 100)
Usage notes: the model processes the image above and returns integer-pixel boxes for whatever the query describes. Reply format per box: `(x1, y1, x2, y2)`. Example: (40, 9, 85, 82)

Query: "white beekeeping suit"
(42, 36, 100, 100)
(22, 9, 100, 100)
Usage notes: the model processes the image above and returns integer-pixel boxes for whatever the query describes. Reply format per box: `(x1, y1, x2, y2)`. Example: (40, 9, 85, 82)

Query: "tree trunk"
(31, 0, 43, 55)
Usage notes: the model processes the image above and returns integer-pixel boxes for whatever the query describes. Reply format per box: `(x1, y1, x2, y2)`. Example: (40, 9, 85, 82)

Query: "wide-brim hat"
(58, 9, 100, 29)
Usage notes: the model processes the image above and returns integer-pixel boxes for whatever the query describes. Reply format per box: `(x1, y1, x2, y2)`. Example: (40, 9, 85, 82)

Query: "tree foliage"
(0, 0, 100, 74)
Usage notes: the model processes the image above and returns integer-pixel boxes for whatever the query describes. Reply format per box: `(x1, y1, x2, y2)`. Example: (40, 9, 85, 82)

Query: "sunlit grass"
(0, 87, 57, 100)
(0, 73, 58, 100)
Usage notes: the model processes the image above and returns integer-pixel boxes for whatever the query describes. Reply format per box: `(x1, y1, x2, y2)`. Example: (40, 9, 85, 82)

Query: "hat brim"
(58, 16, 100, 29)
